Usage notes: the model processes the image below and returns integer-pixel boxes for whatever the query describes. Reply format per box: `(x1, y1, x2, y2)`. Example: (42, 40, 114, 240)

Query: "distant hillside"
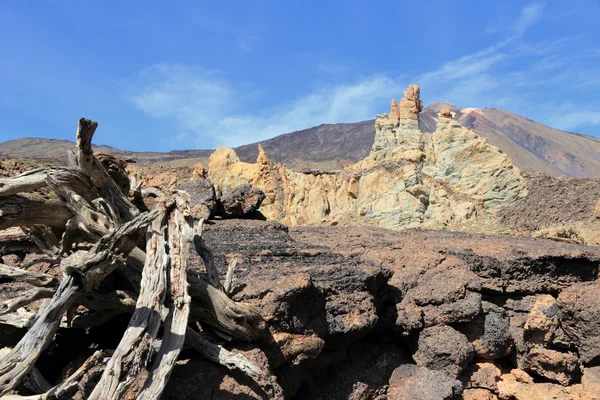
(2, 105, 600, 177)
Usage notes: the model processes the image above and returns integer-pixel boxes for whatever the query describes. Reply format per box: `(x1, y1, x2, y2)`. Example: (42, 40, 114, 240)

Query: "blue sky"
(0, 1, 599, 151)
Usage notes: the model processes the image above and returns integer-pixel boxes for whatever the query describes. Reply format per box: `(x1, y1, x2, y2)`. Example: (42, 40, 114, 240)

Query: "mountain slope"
(2, 105, 600, 177)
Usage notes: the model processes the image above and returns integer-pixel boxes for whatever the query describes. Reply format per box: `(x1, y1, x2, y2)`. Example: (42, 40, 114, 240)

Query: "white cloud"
(512, 2, 545, 35)
(131, 66, 404, 149)
(130, 2, 599, 149)
(550, 110, 600, 132)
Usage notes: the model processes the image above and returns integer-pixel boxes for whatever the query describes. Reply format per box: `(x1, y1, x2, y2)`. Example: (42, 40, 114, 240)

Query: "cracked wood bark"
(0, 195, 72, 230)
(138, 194, 194, 399)
(0, 169, 50, 197)
(0, 210, 157, 396)
(71, 118, 139, 223)
(0, 264, 57, 287)
(88, 208, 169, 400)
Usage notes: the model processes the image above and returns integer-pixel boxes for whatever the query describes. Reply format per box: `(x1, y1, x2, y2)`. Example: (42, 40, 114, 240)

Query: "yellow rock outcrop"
(208, 85, 527, 230)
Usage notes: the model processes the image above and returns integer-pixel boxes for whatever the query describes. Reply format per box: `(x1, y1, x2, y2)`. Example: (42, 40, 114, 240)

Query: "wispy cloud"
(130, 2, 599, 148)
(238, 35, 262, 53)
(512, 2, 545, 35)
(131, 66, 404, 149)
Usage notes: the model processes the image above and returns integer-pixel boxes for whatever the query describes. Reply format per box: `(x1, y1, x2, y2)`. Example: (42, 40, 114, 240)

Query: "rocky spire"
(389, 99, 400, 121)
(399, 84, 423, 130)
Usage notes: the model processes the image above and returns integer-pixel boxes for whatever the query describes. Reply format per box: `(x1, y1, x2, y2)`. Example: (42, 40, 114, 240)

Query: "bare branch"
(0, 169, 50, 197)
(138, 193, 194, 399)
(0, 264, 57, 287)
(0, 288, 55, 316)
(224, 258, 238, 295)
(186, 327, 262, 378)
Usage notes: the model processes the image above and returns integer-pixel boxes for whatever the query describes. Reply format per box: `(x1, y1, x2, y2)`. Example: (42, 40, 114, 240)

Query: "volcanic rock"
(388, 364, 463, 400)
(412, 325, 475, 378)
(208, 85, 527, 232)
(522, 346, 580, 385)
(558, 281, 600, 364)
(175, 178, 217, 219)
(523, 294, 560, 346)
(459, 301, 512, 360)
(218, 184, 266, 219)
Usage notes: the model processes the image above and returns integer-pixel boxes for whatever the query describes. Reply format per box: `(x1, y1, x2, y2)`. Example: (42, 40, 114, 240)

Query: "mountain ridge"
(2, 104, 600, 177)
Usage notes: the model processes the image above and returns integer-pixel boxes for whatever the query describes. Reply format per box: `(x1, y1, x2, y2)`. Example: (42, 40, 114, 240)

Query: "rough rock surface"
(3, 220, 600, 398)
(208, 85, 527, 232)
(412, 325, 475, 378)
(387, 364, 463, 400)
(218, 183, 266, 219)
(522, 346, 580, 385)
(558, 281, 600, 365)
(459, 301, 512, 360)
(175, 178, 217, 219)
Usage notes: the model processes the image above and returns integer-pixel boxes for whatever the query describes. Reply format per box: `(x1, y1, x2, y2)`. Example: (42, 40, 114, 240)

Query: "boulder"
(218, 184, 266, 219)
(388, 364, 463, 400)
(413, 325, 475, 378)
(522, 346, 580, 385)
(558, 281, 600, 364)
(459, 301, 512, 360)
(523, 295, 560, 346)
(175, 178, 217, 220)
(496, 368, 587, 400)
(463, 362, 502, 393)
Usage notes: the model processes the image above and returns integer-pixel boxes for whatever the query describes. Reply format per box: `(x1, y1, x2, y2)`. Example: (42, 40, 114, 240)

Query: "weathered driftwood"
(0, 211, 156, 395)
(3, 350, 106, 400)
(0, 195, 71, 230)
(138, 195, 194, 399)
(0, 264, 57, 287)
(185, 327, 262, 378)
(0, 169, 50, 197)
(0, 118, 267, 398)
(0, 288, 55, 316)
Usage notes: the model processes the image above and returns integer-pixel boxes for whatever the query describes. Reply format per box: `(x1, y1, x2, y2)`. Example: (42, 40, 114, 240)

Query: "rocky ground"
(169, 221, 600, 398)
(2, 181, 600, 398)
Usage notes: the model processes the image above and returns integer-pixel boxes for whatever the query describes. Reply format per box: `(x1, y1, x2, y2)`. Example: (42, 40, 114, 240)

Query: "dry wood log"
(71, 118, 139, 223)
(0, 195, 72, 230)
(188, 277, 266, 342)
(3, 350, 106, 400)
(0, 228, 29, 243)
(23, 227, 60, 256)
(0, 264, 57, 287)
(185, 327, 262, 378)
(138, 194, 194, 399)
(0, 169, 50, 197)
(0, 210, 157, 396)
(88, 207, 169, 399)
(0, 118, 270, 398)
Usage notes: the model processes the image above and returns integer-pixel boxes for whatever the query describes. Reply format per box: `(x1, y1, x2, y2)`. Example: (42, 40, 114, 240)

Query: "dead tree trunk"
(0, 118, 267, 399)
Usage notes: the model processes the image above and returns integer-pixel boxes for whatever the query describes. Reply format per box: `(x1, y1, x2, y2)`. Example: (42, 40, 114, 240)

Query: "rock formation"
(208, 85, 527, 231)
